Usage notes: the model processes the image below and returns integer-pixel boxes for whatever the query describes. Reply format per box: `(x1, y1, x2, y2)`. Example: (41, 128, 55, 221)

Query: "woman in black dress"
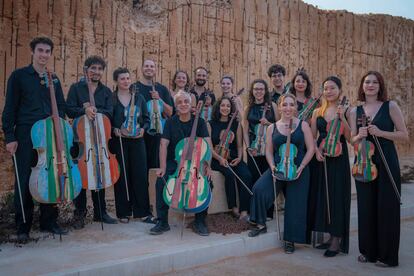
(350, 71, 408, 267)
(248, 93, 315, 254)
(310, 76, 351, 257)
(289, 69, 313, 112)
(208, 96, 253, 220)
(243, 79, 278, 184)
(111, 67, 156, 223)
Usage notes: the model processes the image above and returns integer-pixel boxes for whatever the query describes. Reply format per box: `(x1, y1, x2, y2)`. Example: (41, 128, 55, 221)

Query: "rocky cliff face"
(0, 0, 413, 194)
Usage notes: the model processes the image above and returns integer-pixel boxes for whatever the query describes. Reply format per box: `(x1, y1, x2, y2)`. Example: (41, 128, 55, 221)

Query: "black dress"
(209, 119, 253, 212)
(250, 121, 310, 243)
(355, 102, 401, 266)
(312, 116, 351, 253)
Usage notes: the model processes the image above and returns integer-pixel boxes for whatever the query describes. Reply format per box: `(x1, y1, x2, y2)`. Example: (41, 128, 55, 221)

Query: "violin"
(352, 114, 378, 182)
(73, 67, 120, 190)
(250, 103, 270, 156)
(319, 96, 348, 157)
(163, 101, 212, 213)
(274, 119, 298, 181)
(147, 81, 165, 135)
(201, 93, 213, 121)
(214, 110, 239, 160)
(120, 84, 141, 137)
(298, 89, 323, 121)
(29, 70, 82, 203)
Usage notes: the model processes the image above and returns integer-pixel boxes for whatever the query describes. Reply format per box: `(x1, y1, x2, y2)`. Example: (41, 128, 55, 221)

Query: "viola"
(250, 103, 270, 156)
(163, 101, 212, 213)
(214, 110, 239, 160)
(352, 114, 378, 182)
(120, 84, 141, 137)
(29, 70, 82, 203)
(73, 67, 120, 190)
(275, 119, 298, 181)
(319, 96, 348, 157)
(201, 93, 213, 121)
(147, 81, 165, 135)
(298, 89, 323, 121)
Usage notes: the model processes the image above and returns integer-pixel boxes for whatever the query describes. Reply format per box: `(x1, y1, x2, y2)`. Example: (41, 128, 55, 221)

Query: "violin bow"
(272, 175, 281, 240)
(240, 124, 262, 177)
(322, 153, 331, 225)
(225, 164, 253, 195)
(118, 136, 130, 202)
(13, 154, 26, 223)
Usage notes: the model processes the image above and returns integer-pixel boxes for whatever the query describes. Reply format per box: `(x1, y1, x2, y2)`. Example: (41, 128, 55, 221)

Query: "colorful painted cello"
(214, 110, 239, 160)
(250, 103, 270, 156)
(163, 101, 212, 213)
(319, 96, 348, 157)
(352, 114, 378, 182)
(29, 70, 82, 203)
(73, 67, 120, 191)
(120, 84, 141, 137)
(274, 119, 298, 181)
(147, 81, 165, 135)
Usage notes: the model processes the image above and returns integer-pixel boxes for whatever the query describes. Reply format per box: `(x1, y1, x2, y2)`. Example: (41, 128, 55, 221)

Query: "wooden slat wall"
(0, 0, 413, 193)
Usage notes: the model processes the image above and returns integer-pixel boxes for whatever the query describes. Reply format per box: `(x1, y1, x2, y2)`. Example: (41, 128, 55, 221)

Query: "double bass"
(274, 119, 298, 181)
(29, 70, 82, 203)
(163, 102, 212, 213)
(73, 67, 119, 191)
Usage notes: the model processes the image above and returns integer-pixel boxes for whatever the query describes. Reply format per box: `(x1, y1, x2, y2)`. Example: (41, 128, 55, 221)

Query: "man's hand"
(6, 141, 18, 155)
(85, 106, 97, 120)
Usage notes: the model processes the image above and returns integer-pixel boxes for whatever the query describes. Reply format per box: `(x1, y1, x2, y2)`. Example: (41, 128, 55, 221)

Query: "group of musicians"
(2, 36, 409, 268)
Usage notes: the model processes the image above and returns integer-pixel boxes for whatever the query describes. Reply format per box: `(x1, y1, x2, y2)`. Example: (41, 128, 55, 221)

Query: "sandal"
(119, 217, 130, 224)
(141, 215, 158, 224)
(358, 254, 368, 263)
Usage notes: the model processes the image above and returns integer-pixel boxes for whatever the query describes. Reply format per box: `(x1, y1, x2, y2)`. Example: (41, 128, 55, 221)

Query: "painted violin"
(352, 114, 378, 182)
(214, 110, 239, 160)
(298, 89, 323, 121)
(73, 67, 120, 190)
(29, 70, 82, 203)
(120, 84, 141, 137)
(319, 96, 348, 157)
(201, 93, 213, 121)
(275, 119, 298, 181)
(147, 81, 165, 135)
(250, 103, 270, 156)
(163, 101, 212, 213)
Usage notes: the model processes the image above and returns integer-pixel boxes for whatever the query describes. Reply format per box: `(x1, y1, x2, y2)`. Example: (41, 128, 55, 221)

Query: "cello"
(29, 70, 82, 203)
(214, 110, 239, 160)
(163, 101, 212, 213)
(120, 84, 141, 137)
(352, 114, 378, 182)
(250, 103, 270, 156)
(147, 81, 165, 135)
(274, 119, 298, 181)
(73, 67, 119, 191)
(319, 96, 348, 157)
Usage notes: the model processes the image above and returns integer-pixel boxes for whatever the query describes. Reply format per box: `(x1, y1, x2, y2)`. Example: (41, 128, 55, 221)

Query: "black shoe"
(315, 243, 330, 250)
(324, 249, 339, 257)
(140, 215, 157, 224)
(150, 221, 170, 235)
(40, 223, 69, 235)
(284, 241, 295, 254)
(73, 215, 85, 230)
(16, 232, 30, 244)
(248, 226, 267, 237)
(94, 213, 118, 224)
(193, 220, 209, 236)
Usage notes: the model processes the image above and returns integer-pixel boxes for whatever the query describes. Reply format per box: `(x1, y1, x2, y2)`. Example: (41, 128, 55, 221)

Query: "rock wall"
(0, 0, 413, 194)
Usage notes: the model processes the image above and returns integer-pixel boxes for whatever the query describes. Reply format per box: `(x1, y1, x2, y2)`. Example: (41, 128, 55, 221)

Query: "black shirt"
(134, 81, 173, 108)
(2, 64, 66, 143)
(189, 87, 216, 105)
(247, 102, 276, 142)
(162, 115, 209, 162)
(209, 119, 239, 159)
(66, 80, 113, 119)
(111, 92, 150, 133)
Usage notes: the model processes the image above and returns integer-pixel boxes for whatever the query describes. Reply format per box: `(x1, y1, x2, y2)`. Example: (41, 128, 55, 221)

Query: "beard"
(195, 79, 206, 86)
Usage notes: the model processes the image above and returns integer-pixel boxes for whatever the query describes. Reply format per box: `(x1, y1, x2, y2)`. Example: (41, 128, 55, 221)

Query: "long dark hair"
(357, 71, 388, 102)
(289, 69, 312, 98)
(172, 70, 190, 91)
(211, 96, 236, 122)
(246, 79, 271, 116)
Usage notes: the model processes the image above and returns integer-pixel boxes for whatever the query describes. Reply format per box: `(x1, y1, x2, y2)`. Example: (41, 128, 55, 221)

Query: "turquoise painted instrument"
(147, 81, 165, 135)
(121, 84, 141, 137)
(275, 119, 298, 181)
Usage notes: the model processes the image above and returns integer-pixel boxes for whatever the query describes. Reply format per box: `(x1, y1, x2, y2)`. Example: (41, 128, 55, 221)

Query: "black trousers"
(144, 133, 160, 169)
(113, 137, 151, 218)
(74, 189, 106, 218)
(13, 125, 58, 234)
(211, 159, 253, 212)
(155, 160, 209, 223)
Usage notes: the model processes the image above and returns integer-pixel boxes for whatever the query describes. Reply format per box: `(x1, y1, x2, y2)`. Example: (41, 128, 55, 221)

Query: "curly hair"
(211, 96, 236, 122)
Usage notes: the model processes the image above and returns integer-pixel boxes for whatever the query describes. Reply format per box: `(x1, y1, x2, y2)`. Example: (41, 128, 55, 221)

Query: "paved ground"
(165, 218, 414, 276)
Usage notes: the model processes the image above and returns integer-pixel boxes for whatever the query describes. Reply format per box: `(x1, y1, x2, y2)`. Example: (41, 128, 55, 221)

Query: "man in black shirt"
(268, 64, 289, 103)
(2, 37, 68, 242)
(134, 59, 173, 169)
(150, 91, 213, 236)
(66, 55, 117, 228)
(189, 66, 216, 119)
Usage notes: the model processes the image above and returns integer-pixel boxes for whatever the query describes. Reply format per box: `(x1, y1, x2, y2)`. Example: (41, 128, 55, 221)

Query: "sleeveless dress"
(312, 116, 351, 253)
(355, 102, 401, 266)
(250, 121, 310, 243)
